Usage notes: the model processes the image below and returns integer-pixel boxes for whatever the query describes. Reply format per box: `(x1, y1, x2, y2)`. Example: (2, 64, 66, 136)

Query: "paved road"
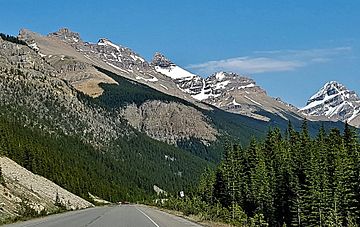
(4, 205, 202, 227)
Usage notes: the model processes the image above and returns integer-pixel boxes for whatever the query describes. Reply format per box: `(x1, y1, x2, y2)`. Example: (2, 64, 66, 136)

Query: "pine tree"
(329, 128, 357, 225)
(273, 131, 294, 226)
(213, 165, 231, 208)
(303, 126, 331, 226)
(198, 167, 215, 204)
(23, 147, 33, 171)
(223, 144, 243, 221)
(343, 122, 360, 222)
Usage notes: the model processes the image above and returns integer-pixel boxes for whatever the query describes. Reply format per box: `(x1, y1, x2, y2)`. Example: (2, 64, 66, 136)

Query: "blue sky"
(1, 0, 359, 107)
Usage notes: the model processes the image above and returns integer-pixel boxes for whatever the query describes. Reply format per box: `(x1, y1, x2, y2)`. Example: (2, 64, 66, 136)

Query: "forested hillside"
(162, 121, 360, 227)
(0, 113, 208, 203)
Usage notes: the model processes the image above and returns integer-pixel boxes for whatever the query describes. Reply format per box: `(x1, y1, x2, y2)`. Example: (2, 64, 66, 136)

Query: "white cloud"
(188, 57, 304, 74)
(187, 47, 351, 75)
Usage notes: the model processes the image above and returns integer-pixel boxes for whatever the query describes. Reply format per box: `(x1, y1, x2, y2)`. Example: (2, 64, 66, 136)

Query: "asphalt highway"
(4, 205, 202, 227)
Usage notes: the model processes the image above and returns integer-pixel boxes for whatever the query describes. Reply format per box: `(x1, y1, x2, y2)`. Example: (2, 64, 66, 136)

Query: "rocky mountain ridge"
(301, 81, 360, 127)
(152, 53, 303, 121)
(27, 28, 195, 103)
(17, 28, 359, 128)
(18, 28, 324, 125)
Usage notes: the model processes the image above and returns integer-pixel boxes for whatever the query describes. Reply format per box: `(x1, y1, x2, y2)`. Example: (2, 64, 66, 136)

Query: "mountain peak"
(18, 28, 36, 36)
(48, 28, 82, 43)
(301, 81, 360, 124)
(151, 52, 174, 68)
(308, 81, 349, 104)
(98, 38, 114, 45)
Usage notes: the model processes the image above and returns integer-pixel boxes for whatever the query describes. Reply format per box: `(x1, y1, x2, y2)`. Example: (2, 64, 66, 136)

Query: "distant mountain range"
(18, 28, 359, 127)
(151, 51, 360, 127)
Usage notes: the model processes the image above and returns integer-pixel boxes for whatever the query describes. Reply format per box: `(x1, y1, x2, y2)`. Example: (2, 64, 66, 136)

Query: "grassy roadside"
(144, 204, 234, 227)
(0, 205, 92, 226)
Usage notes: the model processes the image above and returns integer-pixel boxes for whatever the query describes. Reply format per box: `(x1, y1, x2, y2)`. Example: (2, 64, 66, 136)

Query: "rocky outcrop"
(301, 81, 360, 127)
(0, 157, 93, 221)
(120, 100, 218, 145)
(48, 28, 82, 43)
(151, 52, 174, 68)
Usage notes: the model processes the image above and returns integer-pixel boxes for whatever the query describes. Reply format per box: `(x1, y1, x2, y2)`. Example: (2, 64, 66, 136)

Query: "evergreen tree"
(303, 126, 331, 226)
(328, 128, 357, 225)
(198, 167, 215, 204)
(221, 144, 243, 221)
(343, 122, 360, 222)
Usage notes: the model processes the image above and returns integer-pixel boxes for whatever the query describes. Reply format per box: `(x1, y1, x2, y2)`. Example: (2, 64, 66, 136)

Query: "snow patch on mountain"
(155, 65, 196, 80)
(232, 98, 241, 106)
(192, 79, 218, 101)
(136, 75, 158, 82)
(238, 83, 255, 89)
(245, 96, 262, 106)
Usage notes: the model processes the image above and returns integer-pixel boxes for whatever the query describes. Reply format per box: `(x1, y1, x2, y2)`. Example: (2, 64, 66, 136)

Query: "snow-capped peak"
(152, 52, 266, 103)
(152, 52, 198, 80)
(301, 81, 360, 123)
(308, 81, 347, 103)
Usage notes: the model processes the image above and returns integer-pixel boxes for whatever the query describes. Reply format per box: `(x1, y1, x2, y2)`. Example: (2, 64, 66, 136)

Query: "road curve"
(4, 205, 202, 227)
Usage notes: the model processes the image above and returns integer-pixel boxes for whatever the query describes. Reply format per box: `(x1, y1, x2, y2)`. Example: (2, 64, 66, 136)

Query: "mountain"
(301, 81, 360, 127)
(0, 31, 211, 204)
(19, 28, 196, 102)
(0, 28, 348, 214)
(152, 52, 303, 121)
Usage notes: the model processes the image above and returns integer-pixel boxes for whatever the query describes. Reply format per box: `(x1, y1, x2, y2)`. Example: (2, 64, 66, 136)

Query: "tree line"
(0, 33, 27, 45)
(161, 121, 360, 227)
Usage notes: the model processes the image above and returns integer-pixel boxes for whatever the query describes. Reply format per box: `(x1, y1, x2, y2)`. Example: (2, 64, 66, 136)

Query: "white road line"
(135, 207, 161, 227)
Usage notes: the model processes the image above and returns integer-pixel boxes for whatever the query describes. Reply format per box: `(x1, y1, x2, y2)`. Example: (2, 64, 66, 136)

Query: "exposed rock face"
(151, 52, 174, 68)
(301, 81, 360, 127)
(0, 157, 93, 221)
(48, 28, 82, 43)
(0, 37, 127, 148)
(120, 100, 218, 144)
